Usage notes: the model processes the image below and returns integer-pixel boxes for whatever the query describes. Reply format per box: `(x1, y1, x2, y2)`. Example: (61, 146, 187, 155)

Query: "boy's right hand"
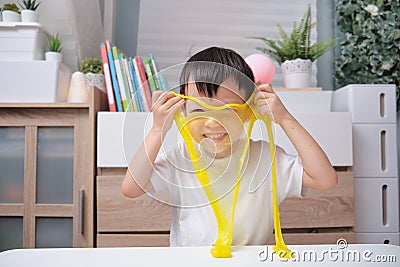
(151, 91, 185, 134)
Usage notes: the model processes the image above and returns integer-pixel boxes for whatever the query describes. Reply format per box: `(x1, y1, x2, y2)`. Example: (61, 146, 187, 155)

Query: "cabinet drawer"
(97, 234, 170, 247)
(97, 175, 171, 232)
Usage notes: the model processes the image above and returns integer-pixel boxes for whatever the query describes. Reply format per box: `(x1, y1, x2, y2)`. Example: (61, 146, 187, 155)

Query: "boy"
(122, 46, 338, 246)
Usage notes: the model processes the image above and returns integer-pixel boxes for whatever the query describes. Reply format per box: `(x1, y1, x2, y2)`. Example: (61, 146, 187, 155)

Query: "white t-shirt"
(148, 139, 306, 246)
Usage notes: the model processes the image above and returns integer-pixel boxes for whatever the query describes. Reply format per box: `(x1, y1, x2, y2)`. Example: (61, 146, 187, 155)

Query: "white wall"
(0, 0, 104, 70)
(136, 0, 317, 89)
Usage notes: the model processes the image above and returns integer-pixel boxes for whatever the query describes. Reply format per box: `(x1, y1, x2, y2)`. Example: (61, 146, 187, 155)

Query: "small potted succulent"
(249, 5, 335, 88)
(78, 57, 105, 91)
(2, 3, 21, 22)
(45, 33, 63, 62)
(19, 0, 40, 23)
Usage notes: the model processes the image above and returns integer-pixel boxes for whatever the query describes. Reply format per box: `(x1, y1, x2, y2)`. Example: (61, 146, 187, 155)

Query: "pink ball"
(245, 54, 276, 84)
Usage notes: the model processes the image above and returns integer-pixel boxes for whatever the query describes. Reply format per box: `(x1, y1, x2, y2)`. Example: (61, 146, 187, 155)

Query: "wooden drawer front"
(97, 175, 171, 232)
(280, 170, 354, 229)
(97, 234, 170, 247)
(270, 232, 355, 245)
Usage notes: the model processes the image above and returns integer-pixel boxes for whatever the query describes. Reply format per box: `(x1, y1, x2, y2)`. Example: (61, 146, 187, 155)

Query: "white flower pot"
(21, 10, 38, 23)
(68, 72, 89, 103)
(45, 51, 62, 63)
(281, 59, 312, 88)
(2, 10, 21, 22)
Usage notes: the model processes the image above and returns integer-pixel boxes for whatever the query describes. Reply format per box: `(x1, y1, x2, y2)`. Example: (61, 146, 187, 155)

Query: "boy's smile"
(184, 77, 248, 158)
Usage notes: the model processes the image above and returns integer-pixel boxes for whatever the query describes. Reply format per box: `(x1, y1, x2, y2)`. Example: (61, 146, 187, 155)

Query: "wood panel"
(97, 176, 171, 232)
(268, 232, 356, 245)
(280, 171, 354, 229)
(97, 234, 170, 247)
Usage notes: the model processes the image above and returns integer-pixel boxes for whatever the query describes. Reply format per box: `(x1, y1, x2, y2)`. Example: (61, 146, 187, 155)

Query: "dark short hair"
(179, 47, 255, 100)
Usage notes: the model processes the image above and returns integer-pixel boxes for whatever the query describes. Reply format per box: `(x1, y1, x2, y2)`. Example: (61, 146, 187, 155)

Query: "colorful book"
(129, 58, 144, 112)
(143, 57, 158, 93)
(112, 46, 129, 112)
(99, 42, 116, 112)
(121, 58, 138, 112)
(149, 53, 168, 91)
(133, 57, 151, 111)
(105, 40, 123, 112)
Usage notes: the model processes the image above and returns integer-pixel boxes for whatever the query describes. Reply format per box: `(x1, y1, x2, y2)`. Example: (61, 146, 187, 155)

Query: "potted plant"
(19, 0, 40, 23)
(249, 5, 335, 88)
(78, 57, 105, 91)
(45, 33, 63, 62)
(335, 0, 399, 111)
(2, 3, 21, 22)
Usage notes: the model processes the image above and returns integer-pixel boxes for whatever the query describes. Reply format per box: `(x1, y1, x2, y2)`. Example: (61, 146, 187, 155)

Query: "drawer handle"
(382, 184, 387, 226)
(78, 189, 84, 234)
(380, 130, 386, 172)
(379, 93, 385, 118)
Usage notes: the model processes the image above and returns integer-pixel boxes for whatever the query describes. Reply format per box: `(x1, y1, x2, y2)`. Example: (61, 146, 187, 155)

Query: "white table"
(1, 244, 399, 267)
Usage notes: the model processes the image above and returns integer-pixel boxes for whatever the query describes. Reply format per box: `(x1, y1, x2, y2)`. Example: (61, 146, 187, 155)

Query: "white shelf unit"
(333, 84, 399, 245)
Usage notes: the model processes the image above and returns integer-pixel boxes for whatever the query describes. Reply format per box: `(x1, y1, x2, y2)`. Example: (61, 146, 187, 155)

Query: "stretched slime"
(172, 91, 291, 258)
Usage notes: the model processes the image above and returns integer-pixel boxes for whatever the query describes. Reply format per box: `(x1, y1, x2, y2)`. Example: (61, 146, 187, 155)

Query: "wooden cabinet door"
(0, 108, 92, 250)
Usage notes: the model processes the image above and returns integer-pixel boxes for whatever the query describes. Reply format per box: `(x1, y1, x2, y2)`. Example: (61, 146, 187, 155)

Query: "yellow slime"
(172, 91, 291, 259)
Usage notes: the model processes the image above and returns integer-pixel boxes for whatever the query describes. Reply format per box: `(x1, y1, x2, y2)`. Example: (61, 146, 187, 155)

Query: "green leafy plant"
(47, 33, 62, 53)
(79, 57, 103, 74)
(19, 0, 40, 11)
(249, 4, 335, 64)
(335, 0, 399, 110)
(2, 3, 21, 13)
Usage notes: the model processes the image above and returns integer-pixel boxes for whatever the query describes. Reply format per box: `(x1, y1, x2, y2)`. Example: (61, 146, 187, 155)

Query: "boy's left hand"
(253, 84, 291, 125)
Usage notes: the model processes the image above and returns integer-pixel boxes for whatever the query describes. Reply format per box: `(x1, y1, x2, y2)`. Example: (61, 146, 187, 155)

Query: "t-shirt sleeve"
(275, 145, 309, 203)
(147, 148, 174, 198)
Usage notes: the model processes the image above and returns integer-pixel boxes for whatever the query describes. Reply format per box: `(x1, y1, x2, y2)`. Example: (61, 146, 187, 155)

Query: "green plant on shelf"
(79, 57, 104, 74)
(48, 33, 63, 53)
(248, 4, 335, 64)
(19, 0, 41, 11)
(2, 3, 21, 13)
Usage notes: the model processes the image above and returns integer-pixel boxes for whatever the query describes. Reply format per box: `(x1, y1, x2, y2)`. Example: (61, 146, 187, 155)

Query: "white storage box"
(352, 124, 398, 177)
(97, 112, 181, 167)
(354, 178, 399, 233)
(332, 84, 397, 124)
(251, 112, 353, 166)
(277, 91, 333, 113)
(0, 61, 72, 102)
(0, 22, 50, 61)
(356, 233, 400, 245)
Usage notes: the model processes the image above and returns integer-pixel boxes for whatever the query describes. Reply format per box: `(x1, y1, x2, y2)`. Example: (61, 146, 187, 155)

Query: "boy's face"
(184, 78, 249, 158)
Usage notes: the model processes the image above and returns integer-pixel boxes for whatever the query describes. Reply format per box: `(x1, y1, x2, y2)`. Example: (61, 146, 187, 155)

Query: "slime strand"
(173, 91, 291, 258)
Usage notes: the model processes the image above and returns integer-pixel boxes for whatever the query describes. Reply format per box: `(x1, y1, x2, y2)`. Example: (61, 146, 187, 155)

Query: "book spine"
(123, 58, 138, 112)
(133, 58, 151, 111)
(135, 56, 152, 109)
(112, 46, 128, 112)
(106, 41, 123, 112)
(129, 59, 144, 112)
(149, 53, 168, 91)
(99, 42, 116, 112)
(118, 54, 134, 111)
(143, 58, 158, 92)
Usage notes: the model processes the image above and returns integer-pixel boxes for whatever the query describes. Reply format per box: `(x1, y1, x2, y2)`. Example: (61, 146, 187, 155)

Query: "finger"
(167, 98, 185, 113)
(161, 95, 185, 111)
(152, 90, 163, 106)
(153, 91, 175, 108)
(258, 83, 274, 93)
(253, 91, 275, 105)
